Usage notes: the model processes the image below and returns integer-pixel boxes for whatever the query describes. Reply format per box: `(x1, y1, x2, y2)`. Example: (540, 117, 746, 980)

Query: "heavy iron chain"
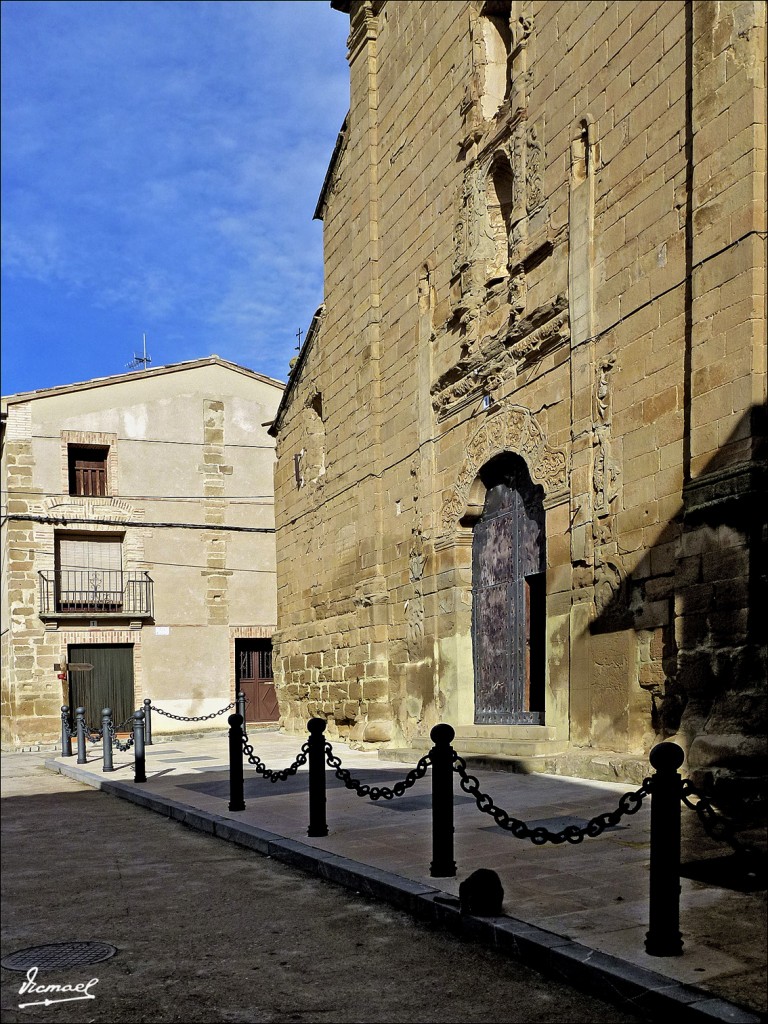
(60, 710, 76, 740)
(108, 720, 135, 753)
(150, 701, 237, 723)
(681, 778, 763, 868)
(83, 723, 104, 744)
(324, 742, 432, 800)
(453, 754, 651, 844)
(241, 731, 309, 782)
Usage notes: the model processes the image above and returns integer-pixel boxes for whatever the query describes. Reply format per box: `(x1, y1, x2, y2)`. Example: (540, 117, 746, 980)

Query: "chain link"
(453, 754, 651, 844)
(108, 720, 135, 752)
(60, 710, 76, 740)
(241, 731, 308, 781)
(324, 742, 431, 800)
(83, 723, 104, 744)
(150, 701, 237, 723)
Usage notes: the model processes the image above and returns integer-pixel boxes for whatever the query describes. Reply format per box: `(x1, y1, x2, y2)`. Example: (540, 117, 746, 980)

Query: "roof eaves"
(313, 114, 349, 221)
(268, 306, 326, 437)
(1, 355, 284, 404)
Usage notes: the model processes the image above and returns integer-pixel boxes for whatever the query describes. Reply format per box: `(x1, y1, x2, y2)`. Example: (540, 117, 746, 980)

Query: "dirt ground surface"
(0, 753, 647, 1024)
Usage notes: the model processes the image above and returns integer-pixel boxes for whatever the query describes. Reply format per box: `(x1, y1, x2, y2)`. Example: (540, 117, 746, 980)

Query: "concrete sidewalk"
(45, 728, 766, 1023)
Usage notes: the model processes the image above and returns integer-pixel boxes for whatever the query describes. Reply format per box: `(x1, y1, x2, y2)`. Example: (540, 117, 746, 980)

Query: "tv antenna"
(127, 334, 152, 370)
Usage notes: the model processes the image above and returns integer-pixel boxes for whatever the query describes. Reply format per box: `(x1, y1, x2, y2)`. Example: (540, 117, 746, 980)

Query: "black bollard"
(645, 741, 685, 956)
(133, 710, 146, 784)
(307, 718, 329, 838)
(143, 699, 153, 745)
(228, 713, 245, 811)
(429, 723, 457, 877)
(102, 708, 114, 773)
(61, 706, 72, 758)
(237, 690, 247, 733)
(76, 707, 87, 765)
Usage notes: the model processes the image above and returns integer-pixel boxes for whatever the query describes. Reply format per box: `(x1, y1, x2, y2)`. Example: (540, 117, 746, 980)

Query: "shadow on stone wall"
(591, 404, 767, 822)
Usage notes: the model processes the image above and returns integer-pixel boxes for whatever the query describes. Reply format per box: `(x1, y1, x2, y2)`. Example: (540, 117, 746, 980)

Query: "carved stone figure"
(526, 121, 544, 213)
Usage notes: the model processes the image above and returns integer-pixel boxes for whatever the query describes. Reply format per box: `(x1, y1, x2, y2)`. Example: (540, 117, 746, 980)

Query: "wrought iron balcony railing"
(39, 570, 154, 618)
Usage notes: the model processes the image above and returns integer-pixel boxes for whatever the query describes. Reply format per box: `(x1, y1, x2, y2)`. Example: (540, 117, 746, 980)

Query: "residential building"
(1, 356, 283, 748)
(270, 1, 766, 811)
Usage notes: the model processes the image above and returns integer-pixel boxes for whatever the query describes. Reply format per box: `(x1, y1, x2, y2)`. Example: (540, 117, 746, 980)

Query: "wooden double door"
(236, 638, 278, 723)
(472, 456, 546, 725)
(68, 644, 134, 730)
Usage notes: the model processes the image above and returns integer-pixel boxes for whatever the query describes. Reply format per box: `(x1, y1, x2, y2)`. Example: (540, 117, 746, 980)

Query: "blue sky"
(1, 0, 350, 394)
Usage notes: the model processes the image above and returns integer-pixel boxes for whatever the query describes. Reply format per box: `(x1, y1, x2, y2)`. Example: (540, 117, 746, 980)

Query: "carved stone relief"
(589, 354, 624, 618)
(594, 559, 623, 618)
(405, 527, 426, 659)
(596, 357, 614, 422)
(431, 295, 569, 420)
(439, 403, 567, 537)
(593, 428, 620, 517)
(526, 120, 544, 214)
(592, 356, 620, 519)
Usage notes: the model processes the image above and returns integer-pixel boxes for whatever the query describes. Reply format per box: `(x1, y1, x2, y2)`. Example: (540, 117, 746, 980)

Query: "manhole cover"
(1, 941, 118, 973)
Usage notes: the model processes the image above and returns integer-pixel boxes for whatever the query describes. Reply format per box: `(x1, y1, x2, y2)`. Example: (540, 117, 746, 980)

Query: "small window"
(68, 446, 109, 496)
(237, 639, 274, 683)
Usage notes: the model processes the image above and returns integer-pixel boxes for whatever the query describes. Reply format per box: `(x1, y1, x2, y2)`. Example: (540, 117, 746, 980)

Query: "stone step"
(381, 743, 653, 786)
(454, 725, 558, 742)
(384, 735, 565, 760)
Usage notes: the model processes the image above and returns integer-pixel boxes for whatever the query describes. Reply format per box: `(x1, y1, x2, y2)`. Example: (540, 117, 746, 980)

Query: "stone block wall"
(273, 1, 765, 801)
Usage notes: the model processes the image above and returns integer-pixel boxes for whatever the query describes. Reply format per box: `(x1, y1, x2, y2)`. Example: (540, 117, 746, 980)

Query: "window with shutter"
(68, 446, 109, 496)
(55, 534, 123, 610)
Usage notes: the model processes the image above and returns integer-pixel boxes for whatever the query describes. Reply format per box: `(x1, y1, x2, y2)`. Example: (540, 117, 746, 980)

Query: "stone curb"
(45, 759, 765, 1024)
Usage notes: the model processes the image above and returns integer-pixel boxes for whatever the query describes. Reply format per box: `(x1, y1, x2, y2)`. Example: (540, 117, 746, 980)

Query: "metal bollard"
(307, 718, 329, 838)
(133, 710, 147, 784)
(76, 707, 87, 765)
(143, 699, 153, 745)
(228, 713, 245, 811)
(237, 691, 247, 733)
(61, 706, 72, 758)
(102, 708, 114, 773)
(429, 723, 457, 877)
(645, 741, 685, 956)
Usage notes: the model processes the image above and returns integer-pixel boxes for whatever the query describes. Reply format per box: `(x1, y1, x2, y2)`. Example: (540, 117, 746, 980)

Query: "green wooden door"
(68, 644, 134, 730)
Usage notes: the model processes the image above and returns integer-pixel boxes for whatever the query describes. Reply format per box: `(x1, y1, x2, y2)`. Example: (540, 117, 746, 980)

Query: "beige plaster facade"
(271, 1, 766, 809)
(1, 356, 283, 748)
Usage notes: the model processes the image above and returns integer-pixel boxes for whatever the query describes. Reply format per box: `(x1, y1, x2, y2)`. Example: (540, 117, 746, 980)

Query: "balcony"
(39, 570, 154, 620)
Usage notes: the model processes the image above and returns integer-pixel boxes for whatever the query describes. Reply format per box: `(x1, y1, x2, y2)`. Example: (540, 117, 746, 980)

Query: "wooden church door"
(472, 456, 546, 725)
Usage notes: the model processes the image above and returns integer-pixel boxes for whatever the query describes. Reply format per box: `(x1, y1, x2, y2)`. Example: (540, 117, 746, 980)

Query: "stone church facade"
(271, 1, 766, 805)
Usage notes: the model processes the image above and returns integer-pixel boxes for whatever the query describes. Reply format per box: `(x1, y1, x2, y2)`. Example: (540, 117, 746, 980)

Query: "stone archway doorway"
(472, 454, 546, 725)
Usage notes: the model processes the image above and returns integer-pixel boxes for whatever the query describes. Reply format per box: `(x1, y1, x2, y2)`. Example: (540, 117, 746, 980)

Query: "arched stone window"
(479, 1, 512, 120)
(486, 153, 514, 279)
(471, 453, 546, 724)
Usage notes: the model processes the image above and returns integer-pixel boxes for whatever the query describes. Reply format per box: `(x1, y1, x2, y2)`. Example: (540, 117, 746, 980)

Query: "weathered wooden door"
(68, 644, 134, 730)
(472, 458, 545, 724)
(236, 639, 278, 723)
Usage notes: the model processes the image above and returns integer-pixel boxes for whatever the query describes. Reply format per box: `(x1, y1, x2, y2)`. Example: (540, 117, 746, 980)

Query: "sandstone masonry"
(272, 1, 766, 811)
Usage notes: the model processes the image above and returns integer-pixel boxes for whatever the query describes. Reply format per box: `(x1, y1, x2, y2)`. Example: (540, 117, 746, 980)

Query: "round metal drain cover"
(1, 941, 118, 972)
